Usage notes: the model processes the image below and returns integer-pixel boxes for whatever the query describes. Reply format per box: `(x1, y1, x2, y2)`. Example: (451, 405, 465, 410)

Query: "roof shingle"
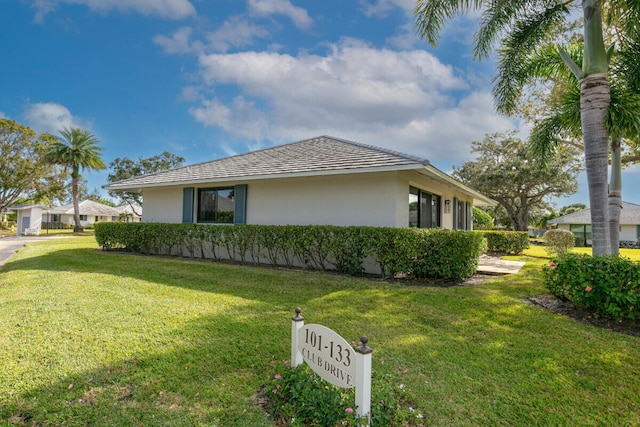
(105, 135, 429, 190)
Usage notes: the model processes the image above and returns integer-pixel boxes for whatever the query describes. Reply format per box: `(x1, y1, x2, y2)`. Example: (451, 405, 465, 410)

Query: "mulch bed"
(526, 294, 640, 337)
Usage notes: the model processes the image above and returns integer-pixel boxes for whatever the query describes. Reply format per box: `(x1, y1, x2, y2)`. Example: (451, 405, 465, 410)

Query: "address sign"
(298, 324, 356, 388)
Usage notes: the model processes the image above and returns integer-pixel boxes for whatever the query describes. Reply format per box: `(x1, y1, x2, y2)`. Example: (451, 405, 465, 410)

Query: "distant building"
(548, 201, 640, 247)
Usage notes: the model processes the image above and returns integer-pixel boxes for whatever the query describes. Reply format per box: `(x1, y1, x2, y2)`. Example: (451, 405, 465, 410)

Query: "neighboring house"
(105, 136, 495, 229)
(10, 200, 124, 235)
(548, 201, 640, 246)
(49, 200, 121, 228)
(114, 204, 143, 222)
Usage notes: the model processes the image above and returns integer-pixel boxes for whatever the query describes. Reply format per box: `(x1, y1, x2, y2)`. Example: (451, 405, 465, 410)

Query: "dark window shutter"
(453, 197, 458, 230)
(182, 187, 194, 223)
(466, 202, 472, 230)
(234, 184, 247, 224)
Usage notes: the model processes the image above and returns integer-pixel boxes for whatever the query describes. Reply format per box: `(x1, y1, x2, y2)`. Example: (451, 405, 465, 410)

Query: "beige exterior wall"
(142, 186, 185, 223)
(140, 170, 476, 229)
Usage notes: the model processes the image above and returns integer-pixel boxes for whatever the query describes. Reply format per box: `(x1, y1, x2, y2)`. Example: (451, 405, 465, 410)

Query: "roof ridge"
(107, 135, 430, 187)
(321, 135, 430, 165)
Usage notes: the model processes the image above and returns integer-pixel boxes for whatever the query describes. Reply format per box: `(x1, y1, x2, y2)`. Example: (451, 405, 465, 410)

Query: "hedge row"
(94, 223, 485, 281)
(477, 230, 529, 255)
(543, 253, 640, 319)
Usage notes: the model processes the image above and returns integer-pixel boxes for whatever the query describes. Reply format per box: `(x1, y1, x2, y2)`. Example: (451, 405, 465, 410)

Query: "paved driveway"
(0, 236, 68, 270)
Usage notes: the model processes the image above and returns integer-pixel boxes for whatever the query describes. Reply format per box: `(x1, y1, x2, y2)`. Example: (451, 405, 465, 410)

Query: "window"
(197, 187, 235, 223)
(456, 200, 465, 230)
(80, 215, 88, 221)
(409, 187, 441, 228)
(570, 224, 592, 247)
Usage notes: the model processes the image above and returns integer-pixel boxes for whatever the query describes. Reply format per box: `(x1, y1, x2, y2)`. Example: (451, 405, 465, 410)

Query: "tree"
(0, 119, 66, 214)
(415, 0, 640, 255)
(526, 22, 640, 254)
(108, 151, 185, 215)
(453, 132, 581, 231)
(45, 127, 106, 232)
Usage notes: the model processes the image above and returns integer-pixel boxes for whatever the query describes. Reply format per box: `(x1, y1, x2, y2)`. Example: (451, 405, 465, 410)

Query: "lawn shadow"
(2, 311, 285, 426)
(1, 245, 373, 308)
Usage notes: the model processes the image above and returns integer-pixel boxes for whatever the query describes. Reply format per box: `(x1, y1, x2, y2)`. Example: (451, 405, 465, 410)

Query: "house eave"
(419, 165, 497, 206)
(103, 163, 428, 192)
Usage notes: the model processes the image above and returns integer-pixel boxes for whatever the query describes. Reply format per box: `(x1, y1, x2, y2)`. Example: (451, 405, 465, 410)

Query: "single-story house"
(10, 200, 136, 235)
(114, 204, 143, 222)
(105, 136, 495, 229)
(548, 201, 640, 246)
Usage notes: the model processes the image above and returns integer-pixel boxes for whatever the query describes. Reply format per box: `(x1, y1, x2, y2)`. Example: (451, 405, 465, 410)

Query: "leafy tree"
(560, 203, 587, 216)
(108, 151, 185, 215)
(415, 0, 640, 255)
(0, 119, 67, 214)
(45, 127, 106, 232)
(453, 132, 581, 231)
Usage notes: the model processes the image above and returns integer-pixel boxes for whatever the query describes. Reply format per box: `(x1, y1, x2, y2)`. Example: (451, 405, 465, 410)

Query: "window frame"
(196, 187, 235, 224)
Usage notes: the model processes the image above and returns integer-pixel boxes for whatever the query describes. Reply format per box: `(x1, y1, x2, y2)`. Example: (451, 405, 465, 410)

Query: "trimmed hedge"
(477, 230, 529, 255)
(94, 223, 484, 281)
(543, 253, 640, 319)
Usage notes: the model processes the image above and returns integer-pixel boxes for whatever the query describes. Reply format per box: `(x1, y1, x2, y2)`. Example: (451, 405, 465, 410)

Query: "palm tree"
(45, 127, 106, 232)
(414, 0, 639, 256)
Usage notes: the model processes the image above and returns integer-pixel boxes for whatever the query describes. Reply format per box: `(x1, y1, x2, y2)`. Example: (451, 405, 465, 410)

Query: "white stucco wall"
(620, 225, 638, 241)
(16, 206, 43, 235)
(142, 186, 184, 223)
(139, 170, 476, 228)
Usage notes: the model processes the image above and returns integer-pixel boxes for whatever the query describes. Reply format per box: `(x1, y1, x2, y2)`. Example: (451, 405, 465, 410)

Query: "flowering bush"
(265, 362, 425, 426)
(543, 253, 640, 319)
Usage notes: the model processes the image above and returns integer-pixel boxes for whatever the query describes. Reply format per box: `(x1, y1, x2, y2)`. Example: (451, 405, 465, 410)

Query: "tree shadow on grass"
(1, 246, 375, 308)
(2, 310, 287, 426)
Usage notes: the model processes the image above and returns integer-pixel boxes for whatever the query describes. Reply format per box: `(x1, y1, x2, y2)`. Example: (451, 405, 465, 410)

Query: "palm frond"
(414, 0, 485, 47)
(492, 3, 571, 114)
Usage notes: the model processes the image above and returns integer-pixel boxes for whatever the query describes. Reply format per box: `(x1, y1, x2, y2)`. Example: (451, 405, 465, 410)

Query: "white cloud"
(360, 0, 416, 17)
(186, 38, 519, 165)
(32, 0, 196, 23)
(248, 0, 312, 30)
(154, 17, 269, 54)
(0, 111, 5, 119)
(23, 102, 82, 135)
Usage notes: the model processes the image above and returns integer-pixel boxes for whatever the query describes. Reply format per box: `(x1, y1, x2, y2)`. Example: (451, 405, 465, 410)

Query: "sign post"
(291, 307, 304, 368)
(290, 308, 372, 425)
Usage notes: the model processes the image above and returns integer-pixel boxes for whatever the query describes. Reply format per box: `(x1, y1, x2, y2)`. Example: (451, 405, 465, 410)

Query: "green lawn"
(523, 243, 640, 260)
(1, 237, 639, 426)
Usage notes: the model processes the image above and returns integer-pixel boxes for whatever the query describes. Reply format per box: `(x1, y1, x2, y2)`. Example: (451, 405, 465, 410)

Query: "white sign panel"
(298, 324, 356, 388)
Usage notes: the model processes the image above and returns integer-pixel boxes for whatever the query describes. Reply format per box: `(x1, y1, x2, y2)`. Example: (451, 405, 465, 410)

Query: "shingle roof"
(103, 135, 496, 206)
(104, 135, 429, 190)
(548, 201, 640, 225)
(50, 200, 120, 217)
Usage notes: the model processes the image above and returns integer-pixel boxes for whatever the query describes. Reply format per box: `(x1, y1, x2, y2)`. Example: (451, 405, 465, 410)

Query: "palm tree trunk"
(580, 73, 611, 255)
(609, 137, 623, 256)
(72, 172, 83, 233)
(580, 1, 612, 256)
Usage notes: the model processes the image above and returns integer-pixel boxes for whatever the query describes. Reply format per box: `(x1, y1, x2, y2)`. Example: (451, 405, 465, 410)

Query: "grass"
(523, 243, 640, 261)
(1, 237, 640, 426)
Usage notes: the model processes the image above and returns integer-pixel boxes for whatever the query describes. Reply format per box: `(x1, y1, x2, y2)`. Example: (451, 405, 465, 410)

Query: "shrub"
(472, 207, 494, 230)
(265, 362, 424, 426)
(543, 253, 640, 319)
(480, 231, 529, 255)
(543, 229, 575, 258)
(95, 223, 484, 281)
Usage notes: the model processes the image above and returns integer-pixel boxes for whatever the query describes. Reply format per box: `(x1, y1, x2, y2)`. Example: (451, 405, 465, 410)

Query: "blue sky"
(2, 0, 639, 207)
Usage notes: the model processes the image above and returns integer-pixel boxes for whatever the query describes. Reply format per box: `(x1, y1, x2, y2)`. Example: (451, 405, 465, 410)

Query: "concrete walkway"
(477, 254, 526, 275)
(0, 235, 68, 270)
